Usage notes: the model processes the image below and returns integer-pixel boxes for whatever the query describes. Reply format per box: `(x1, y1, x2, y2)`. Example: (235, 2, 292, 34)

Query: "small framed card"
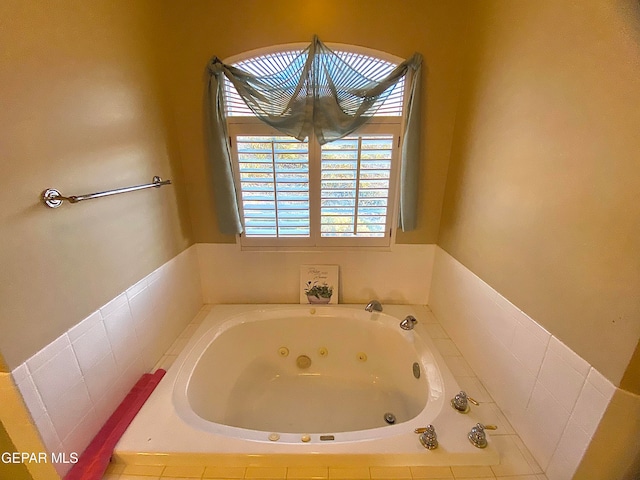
(300, 265, 339, 304)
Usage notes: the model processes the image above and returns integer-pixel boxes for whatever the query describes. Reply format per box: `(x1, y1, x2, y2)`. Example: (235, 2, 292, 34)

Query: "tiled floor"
(101, 463, 549, 479)
(100, 307, 549, 480)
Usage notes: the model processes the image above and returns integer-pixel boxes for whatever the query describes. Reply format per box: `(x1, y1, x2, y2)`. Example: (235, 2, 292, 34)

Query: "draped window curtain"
(205, 36, 423, 235)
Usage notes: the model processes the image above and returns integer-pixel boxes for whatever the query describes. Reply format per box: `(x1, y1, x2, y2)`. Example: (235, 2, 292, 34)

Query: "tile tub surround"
(10, 245, 202, 477)
(196, 243, 435, 305)
(429, 247, 618, 480)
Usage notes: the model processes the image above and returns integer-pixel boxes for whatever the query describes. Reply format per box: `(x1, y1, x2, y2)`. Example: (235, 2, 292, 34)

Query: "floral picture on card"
(300, 265, 339, 304)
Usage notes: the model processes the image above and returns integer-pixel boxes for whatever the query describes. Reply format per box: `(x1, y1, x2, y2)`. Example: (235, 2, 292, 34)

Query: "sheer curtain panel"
(205, 36, 423, 235)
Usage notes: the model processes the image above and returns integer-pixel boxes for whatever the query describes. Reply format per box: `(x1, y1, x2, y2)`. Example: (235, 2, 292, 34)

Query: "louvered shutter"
(225, 45, 404, 247)
(320, 134, 394, 238)
(235, 135, 310, 238)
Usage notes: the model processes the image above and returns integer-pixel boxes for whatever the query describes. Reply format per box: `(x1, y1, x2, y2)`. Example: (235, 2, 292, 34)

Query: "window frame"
(223, 43, 408, 250)
(228, 119, 401, 249)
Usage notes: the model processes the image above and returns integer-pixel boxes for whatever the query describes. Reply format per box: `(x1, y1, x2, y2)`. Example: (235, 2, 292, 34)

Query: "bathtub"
(115, 305, 499, 467)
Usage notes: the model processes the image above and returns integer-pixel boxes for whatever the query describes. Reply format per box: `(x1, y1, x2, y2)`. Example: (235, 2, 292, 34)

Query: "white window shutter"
(235, 135, 310, 238)
(320, 134, 394, 238)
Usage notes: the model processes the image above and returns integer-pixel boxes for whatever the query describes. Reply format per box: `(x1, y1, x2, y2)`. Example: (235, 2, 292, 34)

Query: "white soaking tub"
(115, 305, 499, 467)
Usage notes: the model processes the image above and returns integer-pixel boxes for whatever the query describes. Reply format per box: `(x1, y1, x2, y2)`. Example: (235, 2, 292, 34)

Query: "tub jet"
(383, 412, 396, 424)
(296, 355, 312, 369)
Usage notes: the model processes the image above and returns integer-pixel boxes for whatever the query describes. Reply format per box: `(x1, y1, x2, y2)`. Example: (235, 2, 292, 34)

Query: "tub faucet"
(415, 425, 438, 450)
(400, 315, 418, 330)
(468, 423, 497, 449)
(365, 300, 383, 312)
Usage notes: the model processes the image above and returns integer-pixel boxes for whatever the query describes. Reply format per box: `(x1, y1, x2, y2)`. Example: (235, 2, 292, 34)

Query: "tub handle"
(415, 424, 438, 450)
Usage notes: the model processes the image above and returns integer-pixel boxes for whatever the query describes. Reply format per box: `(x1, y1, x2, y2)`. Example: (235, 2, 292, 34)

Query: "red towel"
(63, 368, 166, 480)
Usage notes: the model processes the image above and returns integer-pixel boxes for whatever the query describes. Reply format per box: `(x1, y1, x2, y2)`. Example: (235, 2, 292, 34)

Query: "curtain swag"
(205, 35, 423, 235)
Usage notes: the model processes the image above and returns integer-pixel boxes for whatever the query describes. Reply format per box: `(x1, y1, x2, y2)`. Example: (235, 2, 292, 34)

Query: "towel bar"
(41, 176, 171, 208)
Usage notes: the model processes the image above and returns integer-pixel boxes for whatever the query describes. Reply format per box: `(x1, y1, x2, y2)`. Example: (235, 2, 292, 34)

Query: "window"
(225, 46, 406, 248)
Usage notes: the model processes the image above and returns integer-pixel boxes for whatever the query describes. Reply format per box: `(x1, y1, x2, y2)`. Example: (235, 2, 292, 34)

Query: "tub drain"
(384, 412, 396, 425)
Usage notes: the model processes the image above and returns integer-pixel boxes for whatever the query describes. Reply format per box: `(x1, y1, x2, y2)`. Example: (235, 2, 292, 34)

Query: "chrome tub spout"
(365, 300, 383, 312)
(400, 315, 418, 330)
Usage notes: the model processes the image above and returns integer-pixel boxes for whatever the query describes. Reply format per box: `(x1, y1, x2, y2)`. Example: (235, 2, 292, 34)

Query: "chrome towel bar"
(41, 176, 171, 208)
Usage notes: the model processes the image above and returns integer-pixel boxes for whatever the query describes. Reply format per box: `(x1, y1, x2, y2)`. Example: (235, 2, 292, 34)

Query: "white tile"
(26, 334, 71, 374)
(199, 243, 431, 305)
(522, 382, 571, 469)
(492, 350, 537, 418)
(444, 355, 475, 376)
(547, 337, 590, 377)
(33, 412, 61, 451)
(16, 375, 46, 420)
(99, 292, 129, 318)
(60, 407, 101, 458)
(128, 284, 154, 329)
(476, 402, 515, 435)
(46, 380, 93, 442)
(491, 435, 537, 476)
(30, 346, 82, 409)
(67, 310, 102, 342)
(167, 337, 189, 356)
(486, 300, 518, 348)
(71, 321, 112, 374)
(455, 262, 484, 299)
(585, 367, 616, 400)
(456, 325, 501, 387)
(510, 320, 549, 376)
(424, 323, 449, 339)
(108, 358, 147, 414)
(102, 301, 140, 369)
(110, 332, 141, 370)
(92, 383, 125, 429)
(179, 323, 199, 340)
(466, 279, 498, 327)
(190, 304, 211, 324)
(545, 420, 590, 480)
(493, 292, 519, 314)
(102, 300, 136, 346)
(83, 352, 120, 404)
(125, 277, 148, 300)
(138, 316, 165, 354)
(421, 308, 440, 324)
(146, 263, 165, 285)
(434, 338, 462, 356)
(11, 363, 29, 385)
(515, 311, 550, 343)
(569, 380, 610, 437)
(512, 435, 544, 474)
(538, 346, 587, 412)
(451, 464, 494, 477)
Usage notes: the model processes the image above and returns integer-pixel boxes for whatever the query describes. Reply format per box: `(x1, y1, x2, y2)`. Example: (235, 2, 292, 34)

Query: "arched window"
(224, 46, 406, 118)
(218, 43, 415, 248)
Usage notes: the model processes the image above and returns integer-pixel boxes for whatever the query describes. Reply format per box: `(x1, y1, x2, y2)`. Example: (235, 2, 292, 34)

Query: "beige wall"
(0, 421, 32, 480)
(0, 0, 192, 369)
(157, 0, 470, 244)
(439, 0, 640, 389)
(574, 388, 640, 479)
